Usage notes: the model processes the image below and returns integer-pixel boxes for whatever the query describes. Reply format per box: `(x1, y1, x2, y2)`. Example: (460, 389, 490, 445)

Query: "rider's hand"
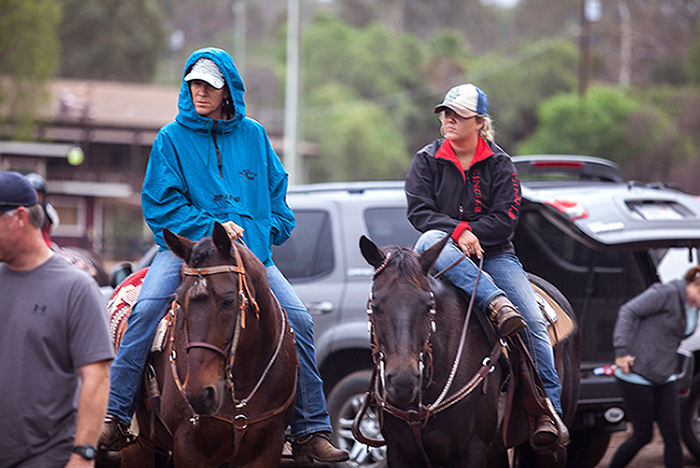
(222, 221, 244, 241)
(457, 229, 483, 259)
(614, 355, 635, 375)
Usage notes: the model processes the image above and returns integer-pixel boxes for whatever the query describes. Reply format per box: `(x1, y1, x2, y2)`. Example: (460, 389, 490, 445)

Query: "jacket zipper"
(212, 121, 223, 177)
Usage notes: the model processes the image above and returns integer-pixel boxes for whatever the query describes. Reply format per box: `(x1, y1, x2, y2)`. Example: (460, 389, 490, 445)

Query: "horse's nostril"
(188, 386, 219, 414)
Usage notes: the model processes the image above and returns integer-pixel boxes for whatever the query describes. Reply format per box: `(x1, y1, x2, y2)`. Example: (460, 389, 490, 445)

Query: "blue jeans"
(108, 249, 332, 438)
(414, 230, 562, 414)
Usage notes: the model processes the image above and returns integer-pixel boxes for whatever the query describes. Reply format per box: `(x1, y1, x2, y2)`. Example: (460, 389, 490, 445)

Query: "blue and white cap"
(434, 84, 489, 118)
(185, 58, 226, 89)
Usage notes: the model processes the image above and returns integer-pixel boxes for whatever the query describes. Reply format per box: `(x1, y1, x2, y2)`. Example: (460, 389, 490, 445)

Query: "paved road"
(594, 423, 699, 467)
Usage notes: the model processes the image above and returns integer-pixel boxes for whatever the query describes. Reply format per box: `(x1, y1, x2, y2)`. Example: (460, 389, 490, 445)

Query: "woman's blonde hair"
(476, 115, 495, 141)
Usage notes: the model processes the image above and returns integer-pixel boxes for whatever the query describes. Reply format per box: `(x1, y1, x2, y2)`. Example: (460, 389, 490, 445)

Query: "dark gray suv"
(272, 155, 700, 468)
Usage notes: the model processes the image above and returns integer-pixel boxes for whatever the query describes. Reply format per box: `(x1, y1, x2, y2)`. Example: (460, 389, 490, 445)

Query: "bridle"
(354, 249, 503, 468)
(166, 242, 297, 460)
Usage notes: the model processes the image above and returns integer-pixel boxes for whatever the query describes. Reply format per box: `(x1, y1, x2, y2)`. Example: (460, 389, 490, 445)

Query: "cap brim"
(434, 103, 478, 119)
(184, 72, 225, 89)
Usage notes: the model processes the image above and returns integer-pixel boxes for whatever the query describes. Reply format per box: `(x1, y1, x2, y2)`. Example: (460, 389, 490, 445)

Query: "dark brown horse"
(356, 235, 581, 468)
(117, 222, 298, 467)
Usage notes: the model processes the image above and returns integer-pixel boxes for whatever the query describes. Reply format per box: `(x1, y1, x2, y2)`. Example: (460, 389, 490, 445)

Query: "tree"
(517, 87, 641, 163)
(0, 0, 61, 139)
(303, 83, 410, 182)
(57, 0, 165, 82)
(479, 40, 579, 151)
(297, 14, 431, 182)
(517, 86, 696, 188)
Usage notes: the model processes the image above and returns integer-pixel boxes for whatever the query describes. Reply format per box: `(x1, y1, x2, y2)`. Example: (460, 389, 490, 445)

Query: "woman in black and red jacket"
(405, 83, 564, 447)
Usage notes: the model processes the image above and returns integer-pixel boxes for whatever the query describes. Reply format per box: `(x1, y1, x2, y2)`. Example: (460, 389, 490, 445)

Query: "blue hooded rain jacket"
(142, 47, 295, 266)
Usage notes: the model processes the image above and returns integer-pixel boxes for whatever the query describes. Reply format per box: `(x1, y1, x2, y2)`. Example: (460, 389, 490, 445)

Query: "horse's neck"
(428, 286, 490, 385)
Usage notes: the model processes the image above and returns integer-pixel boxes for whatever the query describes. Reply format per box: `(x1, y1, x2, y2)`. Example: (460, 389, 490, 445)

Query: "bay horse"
(112, 222, 298, 467)
(355, 235, 581, 468)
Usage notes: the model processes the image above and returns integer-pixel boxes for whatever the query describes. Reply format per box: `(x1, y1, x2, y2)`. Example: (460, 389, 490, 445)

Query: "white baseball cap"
(434, 83, 489, 118)
(185, 58, 225, 89)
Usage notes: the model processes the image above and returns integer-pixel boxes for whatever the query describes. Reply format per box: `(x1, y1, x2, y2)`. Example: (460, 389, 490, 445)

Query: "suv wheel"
(327, 370, 386, 468)
(681, 373, 700, 462)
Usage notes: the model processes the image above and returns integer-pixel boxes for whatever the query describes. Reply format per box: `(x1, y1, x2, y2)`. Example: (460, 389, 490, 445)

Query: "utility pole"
(578, 0, 590, 98)
(579, 0, 601, 97)
(283, 0, 300, 185)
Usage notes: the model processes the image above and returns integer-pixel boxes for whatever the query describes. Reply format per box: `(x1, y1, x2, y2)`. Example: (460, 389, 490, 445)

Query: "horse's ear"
(360, 235, 386, 269)
(212, 221, 233, 257)
(164, 228, 194, 263)
(419, 235, 450, 275)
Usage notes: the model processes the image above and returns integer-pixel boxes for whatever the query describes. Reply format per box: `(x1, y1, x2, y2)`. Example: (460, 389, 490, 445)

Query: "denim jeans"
(414, 230, 562, 414)
(108, 249, 182, 423)
(108, 249, 332, 438)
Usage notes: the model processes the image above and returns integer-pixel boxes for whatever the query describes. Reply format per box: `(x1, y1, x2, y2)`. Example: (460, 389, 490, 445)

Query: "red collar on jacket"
(435, 137, 494, 182)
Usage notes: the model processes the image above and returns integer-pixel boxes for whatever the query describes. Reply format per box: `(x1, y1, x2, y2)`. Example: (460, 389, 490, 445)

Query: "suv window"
(515, 210, 650, 363)
(273, 209, 334, 281)
(365, 207, 420, 248)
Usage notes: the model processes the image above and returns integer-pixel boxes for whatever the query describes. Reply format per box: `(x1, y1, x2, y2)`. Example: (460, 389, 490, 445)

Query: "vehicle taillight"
(533, 161, 583, 170)
(545, 199, 588, 221)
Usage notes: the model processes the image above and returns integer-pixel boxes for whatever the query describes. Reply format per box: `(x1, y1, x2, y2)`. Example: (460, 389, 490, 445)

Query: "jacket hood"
(176, 47, 246, 132)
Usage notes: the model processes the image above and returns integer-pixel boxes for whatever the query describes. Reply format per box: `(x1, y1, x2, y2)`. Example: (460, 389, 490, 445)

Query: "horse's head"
(359, 235, 449, 407)
(164, 222, 261, 415)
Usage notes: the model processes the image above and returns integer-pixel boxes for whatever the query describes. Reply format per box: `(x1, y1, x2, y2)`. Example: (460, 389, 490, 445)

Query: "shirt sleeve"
(67, 277, 114, 368)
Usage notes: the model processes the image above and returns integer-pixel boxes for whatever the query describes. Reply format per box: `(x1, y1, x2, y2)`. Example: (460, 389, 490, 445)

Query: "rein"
(358, 248, 500, 468)
(166, 242, 297, 460)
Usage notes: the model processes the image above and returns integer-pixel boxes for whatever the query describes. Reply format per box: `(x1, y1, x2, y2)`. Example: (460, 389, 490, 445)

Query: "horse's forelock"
(190, 238, 214, 268)
(382, 246, 425, 288)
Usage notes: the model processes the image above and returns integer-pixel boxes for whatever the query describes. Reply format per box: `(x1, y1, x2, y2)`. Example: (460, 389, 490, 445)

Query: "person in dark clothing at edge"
(405, 83, 568, 447)
(98, 47, 348, 463)
(609, 266, 700, 468)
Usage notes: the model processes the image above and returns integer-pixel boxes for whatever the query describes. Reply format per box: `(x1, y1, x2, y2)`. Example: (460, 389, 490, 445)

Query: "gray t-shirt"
(0, 255, 114, 468)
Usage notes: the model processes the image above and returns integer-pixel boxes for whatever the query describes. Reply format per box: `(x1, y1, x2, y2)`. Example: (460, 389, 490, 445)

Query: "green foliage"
(517, 87, 642, 165)
(304, 83, 409, 182)
(302, 13, 426, 99)
(57, 0, 164, 82)
(297, 14, 430, 182)
(479, 40, 578, 151)
(0, 0, 61, 139)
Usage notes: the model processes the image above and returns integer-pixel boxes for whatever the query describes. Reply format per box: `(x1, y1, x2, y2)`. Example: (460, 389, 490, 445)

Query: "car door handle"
(306, 301, 334, 315)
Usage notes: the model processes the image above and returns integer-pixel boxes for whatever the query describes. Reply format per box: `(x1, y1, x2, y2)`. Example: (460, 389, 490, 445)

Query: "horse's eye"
(221, 297, 236, 309)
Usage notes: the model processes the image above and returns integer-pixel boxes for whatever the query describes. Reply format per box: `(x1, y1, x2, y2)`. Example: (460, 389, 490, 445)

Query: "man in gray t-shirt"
(0, 172, 114, 468)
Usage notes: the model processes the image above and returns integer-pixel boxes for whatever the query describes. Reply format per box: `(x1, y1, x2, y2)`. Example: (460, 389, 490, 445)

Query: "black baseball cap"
(0, 171, 39, 214)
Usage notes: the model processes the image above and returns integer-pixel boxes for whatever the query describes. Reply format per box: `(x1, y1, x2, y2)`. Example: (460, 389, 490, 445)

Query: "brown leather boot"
(291, 432, 350, 463)
(532, 414, 558, 447)
(488, 295, 526, 336)
(98, 414, 137, 451)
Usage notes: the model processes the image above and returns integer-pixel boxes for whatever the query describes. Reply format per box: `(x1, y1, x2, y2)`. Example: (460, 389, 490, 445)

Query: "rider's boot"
(488, 295, 527, 336)
(291, 432, 350, 463)
(98, 414, 137, 452)
(516, 351, 570, 450)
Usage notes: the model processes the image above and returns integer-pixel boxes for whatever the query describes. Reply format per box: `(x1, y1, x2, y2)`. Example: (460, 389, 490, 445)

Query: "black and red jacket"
(405, 137, 522, 259)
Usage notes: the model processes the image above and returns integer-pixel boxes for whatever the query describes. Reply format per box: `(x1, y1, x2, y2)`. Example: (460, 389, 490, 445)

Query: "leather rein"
(353, 250, 503, 468)
(166, 243, 297, 459)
